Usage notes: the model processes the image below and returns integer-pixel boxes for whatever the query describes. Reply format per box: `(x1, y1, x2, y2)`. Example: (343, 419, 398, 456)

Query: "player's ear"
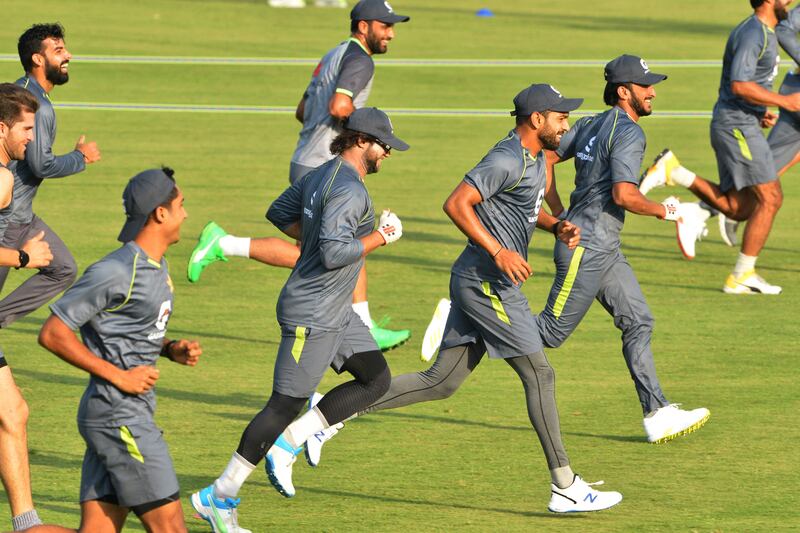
(616, 84, 630, 102)
(31, 52, 45, 69)
(531, 112, 544, 129)
(357, 20, 370, 35)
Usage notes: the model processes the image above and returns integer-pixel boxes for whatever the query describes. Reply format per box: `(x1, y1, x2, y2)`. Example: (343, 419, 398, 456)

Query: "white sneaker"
(723, 270, 782, 295)
(718, 213, 739, 247)
(640, 149, 682, 195)
(304, 392, 344, 467)
(548, 475, 623, 513)
(269, 0, 306, 7)
(673, 200, 710, 260)
(191, 485, 252, 533)
(265, 435, 301, 497)
(421, 298, 451, 362)
(643, 404, 710, 443)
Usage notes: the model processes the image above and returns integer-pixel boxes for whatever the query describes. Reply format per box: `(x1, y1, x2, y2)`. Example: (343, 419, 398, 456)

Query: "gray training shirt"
(451, 129, 548, 286)
(8, 76, 85, 225)
(291, 39, 375, 169)
(267, 157, 374, 331)
(0, 162, 11, 240)
(49, 242, 174, 428)
(777, 6, 800, 120)
(556, 107, 646, 253)
(713, 15, 780, 126)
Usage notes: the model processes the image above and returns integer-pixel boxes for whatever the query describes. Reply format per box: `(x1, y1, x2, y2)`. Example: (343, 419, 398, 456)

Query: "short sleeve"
(335, 51, 374, 99)
(777, 8, 800, 65)
(463, 149, 520, 201)
(730, 27, 764, 82)
(610, 125, 646, 185)
(50, 260, 130, 329)
(556, 117, 585, 160)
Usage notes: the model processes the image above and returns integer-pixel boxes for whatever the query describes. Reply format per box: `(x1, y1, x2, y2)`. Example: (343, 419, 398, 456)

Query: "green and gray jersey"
(451, 130, 548, 286)
(49, 242, 174, 428)
(291, 38, 375, 169)
(713, 15, 780, 126)
(556, 107, 645, 252)
(267, 157, 374, 331)
(9, 76, 86, 225)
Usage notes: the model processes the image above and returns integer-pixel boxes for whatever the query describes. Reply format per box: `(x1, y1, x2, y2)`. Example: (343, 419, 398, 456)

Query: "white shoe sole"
(648, 411, 710, 444)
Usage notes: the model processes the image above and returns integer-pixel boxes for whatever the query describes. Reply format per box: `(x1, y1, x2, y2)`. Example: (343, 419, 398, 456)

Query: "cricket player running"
(641, 0, 799, 293)
(768, 3, 800, 175)
(190, 108, 408, 532)
(539, 55, 710, 443)
(268, 85, 624, 514)
(38, 168, 201, 533)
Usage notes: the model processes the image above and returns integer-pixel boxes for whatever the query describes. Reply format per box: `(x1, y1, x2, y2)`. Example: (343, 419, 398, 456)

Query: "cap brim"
(117, 216, 147, 243)
(633, 72, 668, 85)
(382, 134, 410, 151)
(550, 97, 584, 113)
(376, 13, 410, 23)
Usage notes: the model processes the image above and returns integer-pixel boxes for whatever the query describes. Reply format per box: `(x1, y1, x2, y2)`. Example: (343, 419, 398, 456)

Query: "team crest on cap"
(384, 1, 394, 12)
(640, 58, 650, 73)
(550, 85, 562, 98)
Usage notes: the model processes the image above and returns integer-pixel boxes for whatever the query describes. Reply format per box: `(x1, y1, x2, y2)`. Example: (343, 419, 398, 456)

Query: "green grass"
(0, 1, 798, 531)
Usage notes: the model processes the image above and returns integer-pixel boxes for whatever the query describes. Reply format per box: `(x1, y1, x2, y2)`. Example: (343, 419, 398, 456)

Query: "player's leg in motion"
(596, 252, 709, 443)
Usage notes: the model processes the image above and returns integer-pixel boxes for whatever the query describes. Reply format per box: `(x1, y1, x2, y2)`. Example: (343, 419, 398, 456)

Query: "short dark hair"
(515, 110, 553, 126)
(18, 23, 66, 73)
(147, 167, 178, 222)
(330, 129, 374, 155)
(0, 83, 39, 127)
(751, 0, 766, 8)
(603, 81, 633, 106)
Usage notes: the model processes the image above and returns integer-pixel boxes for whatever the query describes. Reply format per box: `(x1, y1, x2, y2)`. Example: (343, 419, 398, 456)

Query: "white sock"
(671, 166, 696, 188)
(733, 253, 757, 277)
(352, 301, 372, 328)
(213, 452, 256, 500)
(551, 466, 575, 489)
(285, 407, 329, 449)
(219, 235, 251, 258)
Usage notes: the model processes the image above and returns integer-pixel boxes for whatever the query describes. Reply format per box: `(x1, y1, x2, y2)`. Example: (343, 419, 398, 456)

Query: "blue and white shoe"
(191, 484, 251, 533)
(304, 393, 344, 467)
(266, 435, 302, 497)
(548, 475, 622, 513)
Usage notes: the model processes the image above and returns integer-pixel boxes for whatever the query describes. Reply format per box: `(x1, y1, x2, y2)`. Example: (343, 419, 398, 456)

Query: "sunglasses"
(371, 137, 392, 154)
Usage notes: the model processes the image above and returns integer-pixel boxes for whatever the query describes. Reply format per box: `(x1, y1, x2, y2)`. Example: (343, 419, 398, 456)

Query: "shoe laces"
(586, 480, 605, 487)
(374, 315, 392, 328)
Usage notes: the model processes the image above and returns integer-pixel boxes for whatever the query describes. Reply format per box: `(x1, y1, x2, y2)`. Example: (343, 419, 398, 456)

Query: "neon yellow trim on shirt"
(323, 160, 344, 205)
(733, 128, 753, 161)
(120, 426, 145, 463)
(348, 37, 370, 55)
(552, 246, 585, 319)
(146, 258, 161, 268)
(335, 87, 354, 98)
(291, 327, 307, 363)
(608, 109, 620, 150)
(105, 252, 138, 312)
(481, 282, 511, 325)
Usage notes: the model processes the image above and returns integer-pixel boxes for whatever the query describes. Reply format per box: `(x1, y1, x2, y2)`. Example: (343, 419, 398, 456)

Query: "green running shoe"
(187, 221, 228, 283)
(370, 318, 411, 352)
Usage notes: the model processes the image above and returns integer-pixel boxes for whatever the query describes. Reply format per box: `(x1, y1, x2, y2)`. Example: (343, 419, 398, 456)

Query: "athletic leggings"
(360, 342, 569, 469)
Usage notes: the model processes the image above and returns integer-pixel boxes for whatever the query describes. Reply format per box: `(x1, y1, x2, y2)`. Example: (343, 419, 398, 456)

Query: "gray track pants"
(360, 341, 569, 470)
(538, 242, 668, 415)
(0, 215, 77, 327)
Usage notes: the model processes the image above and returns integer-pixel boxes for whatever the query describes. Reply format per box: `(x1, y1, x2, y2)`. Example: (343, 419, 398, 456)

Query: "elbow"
(442, 196, 456, 220)
(730, 81, 745, 97)
(38, 324, 53, 351)
(611, 190, 628, 208)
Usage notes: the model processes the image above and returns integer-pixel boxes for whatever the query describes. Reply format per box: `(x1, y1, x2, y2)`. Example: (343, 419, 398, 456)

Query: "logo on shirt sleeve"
(576, 135, 596, 162)
(148, 300, 172, 340)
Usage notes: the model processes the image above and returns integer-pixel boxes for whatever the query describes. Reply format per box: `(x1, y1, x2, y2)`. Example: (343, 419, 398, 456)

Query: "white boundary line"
(52, 102, 713, 118)
(0, 54, 726, 68)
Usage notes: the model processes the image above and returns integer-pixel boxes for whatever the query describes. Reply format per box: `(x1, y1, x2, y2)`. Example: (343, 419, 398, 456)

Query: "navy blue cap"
(511, 84, 583, 116)
(118, 169, 176, 242)
(345, 107, 410, 151)
(350, 0, 410, 23)
(604, 55, 667, 85)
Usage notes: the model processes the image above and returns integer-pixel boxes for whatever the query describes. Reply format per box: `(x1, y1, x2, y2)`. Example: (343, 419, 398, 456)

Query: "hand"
(20, 231, 53, 268)
(555, 220, 581, 249)
(660, 197, 680, 222)
(113, 365, 159, 395)
(168, 339, 202, 366)
(493, 248, 533, 285)
(75, 135, 101, 164)
(377, 209, 403, 244)
(782, 92, 800, 112)
(761, 111, 778, 128)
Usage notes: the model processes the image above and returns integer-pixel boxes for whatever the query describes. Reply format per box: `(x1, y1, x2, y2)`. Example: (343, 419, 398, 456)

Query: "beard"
(776, 4, 789, 21)
(365, 30, 388, 55)
(44, 61, 69, 86)
(631, 93, 652, 117)
(539, 124, 563, 151)
(362, 150, 381, 174)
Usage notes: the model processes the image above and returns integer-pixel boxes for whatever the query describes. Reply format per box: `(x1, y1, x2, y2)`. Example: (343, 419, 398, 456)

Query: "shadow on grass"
(29, 449, 84, 470)
(564, 431, 645, 444)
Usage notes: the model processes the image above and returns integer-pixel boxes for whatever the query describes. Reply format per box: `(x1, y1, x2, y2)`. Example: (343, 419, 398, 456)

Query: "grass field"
(0, 1, 798, 531)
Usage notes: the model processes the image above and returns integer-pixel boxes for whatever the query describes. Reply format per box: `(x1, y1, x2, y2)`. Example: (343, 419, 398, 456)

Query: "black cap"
(604, 55, 667, 85)
(511, 84, 583, 117)
(345, 107, 410, 151)
(350, 0, 410, 23)
(118, 168, 176, 243)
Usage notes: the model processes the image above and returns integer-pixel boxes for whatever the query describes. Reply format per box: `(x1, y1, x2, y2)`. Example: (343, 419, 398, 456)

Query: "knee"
(372, 364, 391, 398)
(616, 314, 654, 338)
(265, 392, 306, 425)
(756, 183, 784, 213)
(47, 251, 78, 287)
(0, 394, 29, 436)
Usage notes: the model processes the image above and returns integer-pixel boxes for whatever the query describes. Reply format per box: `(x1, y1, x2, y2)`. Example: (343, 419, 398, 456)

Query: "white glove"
(661, 196, 680, 222)
(377, 209, 403, 244)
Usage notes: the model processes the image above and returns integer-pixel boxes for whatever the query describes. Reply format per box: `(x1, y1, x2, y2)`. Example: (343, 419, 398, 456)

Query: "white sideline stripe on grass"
(0, 54, 725, 68)
(52, 101, 713, 118)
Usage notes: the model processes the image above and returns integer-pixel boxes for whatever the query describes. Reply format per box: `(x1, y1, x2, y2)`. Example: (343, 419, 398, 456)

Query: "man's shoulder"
(732, 15, 767, 44)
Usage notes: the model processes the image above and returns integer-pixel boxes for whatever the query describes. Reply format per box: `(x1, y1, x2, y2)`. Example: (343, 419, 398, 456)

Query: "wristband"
(551, 220, 561, 236)
(160, 339, 179, 360)
(15, 249, 29, 270)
